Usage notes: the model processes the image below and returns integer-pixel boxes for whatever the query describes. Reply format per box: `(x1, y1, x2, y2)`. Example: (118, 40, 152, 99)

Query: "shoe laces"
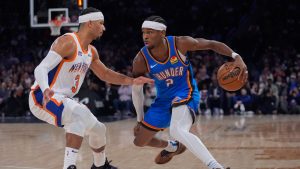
(103, 158, 113, 168)
(160, 150, 171, 157)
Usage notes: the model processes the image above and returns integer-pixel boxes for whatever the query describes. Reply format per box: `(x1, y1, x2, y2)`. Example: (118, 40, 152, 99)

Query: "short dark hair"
(145, 15, 167, 26)
(80, 7, 101, 16)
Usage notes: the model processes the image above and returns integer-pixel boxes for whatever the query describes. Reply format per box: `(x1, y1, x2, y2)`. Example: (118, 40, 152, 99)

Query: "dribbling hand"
(234, 55, 248, 84)
(43, 88, 54, 107)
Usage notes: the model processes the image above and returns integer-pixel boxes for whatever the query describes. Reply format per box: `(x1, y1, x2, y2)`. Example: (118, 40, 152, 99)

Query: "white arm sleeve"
(132, 84, 144, 122)
(34, 50, 63, 92)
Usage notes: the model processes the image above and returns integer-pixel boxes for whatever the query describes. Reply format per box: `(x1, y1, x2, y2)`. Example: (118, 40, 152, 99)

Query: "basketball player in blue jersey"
(132, 16, 247, 169)
(29, 8, 153, 169)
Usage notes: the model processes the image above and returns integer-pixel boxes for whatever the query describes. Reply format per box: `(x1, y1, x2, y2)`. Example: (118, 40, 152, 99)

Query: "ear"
(160, 30, 166, 37)
(87, 20, 93, 28)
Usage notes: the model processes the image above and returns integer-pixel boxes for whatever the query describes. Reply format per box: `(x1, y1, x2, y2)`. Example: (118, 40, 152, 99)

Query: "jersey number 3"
(72, 75, 80, 93)
(166, 79, 174, 87)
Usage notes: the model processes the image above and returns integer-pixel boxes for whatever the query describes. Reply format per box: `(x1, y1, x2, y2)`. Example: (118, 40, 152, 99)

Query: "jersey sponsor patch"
(170, 56, 178, 64)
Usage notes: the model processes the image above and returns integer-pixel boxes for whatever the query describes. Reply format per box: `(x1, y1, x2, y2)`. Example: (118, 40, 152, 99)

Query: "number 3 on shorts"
(71, 75, 80, 93)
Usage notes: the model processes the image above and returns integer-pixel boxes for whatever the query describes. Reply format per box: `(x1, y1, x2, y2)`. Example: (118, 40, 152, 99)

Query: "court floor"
(0, 115, 300, 169)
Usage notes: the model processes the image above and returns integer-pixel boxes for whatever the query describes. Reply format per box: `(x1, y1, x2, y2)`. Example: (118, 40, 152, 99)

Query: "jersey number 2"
(72, 75, 80, 93)
(166, 79, 174, 87)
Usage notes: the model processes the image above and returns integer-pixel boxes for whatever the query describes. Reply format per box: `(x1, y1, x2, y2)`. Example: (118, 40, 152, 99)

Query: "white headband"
(78, 12, 104, 23)
(142, 21, 167, 31)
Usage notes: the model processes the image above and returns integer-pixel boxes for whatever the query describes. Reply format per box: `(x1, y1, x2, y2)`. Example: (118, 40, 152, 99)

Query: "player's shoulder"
(133, 51, 144, 64)
(89, 44, 99, 60)
(53, 34, 76, 49)
(175, 36, 193, 42)
(51, 34, 77, 57)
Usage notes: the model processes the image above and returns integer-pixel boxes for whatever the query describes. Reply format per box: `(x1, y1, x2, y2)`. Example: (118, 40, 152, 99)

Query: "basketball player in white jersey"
(28, 7, 153, 169)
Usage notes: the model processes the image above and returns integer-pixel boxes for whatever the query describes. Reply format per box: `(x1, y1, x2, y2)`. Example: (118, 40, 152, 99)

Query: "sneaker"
(155, 141, 186, 164)
(67, 165, 76, 169)
(91, 158, 118, 169)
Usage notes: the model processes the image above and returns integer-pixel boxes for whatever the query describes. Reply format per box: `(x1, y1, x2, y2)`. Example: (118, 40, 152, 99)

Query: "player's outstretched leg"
(169, 105, 228, 169)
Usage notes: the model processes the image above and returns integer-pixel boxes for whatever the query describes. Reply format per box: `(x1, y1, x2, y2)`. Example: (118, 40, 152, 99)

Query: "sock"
(164, 140, 178, 152)
(207, 160, 224, 169)
(63, 147, 79, 169)
(93, 151, 106, 167)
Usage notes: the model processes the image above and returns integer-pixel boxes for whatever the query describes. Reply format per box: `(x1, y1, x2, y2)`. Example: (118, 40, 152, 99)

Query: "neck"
(150, 38, 168, 60)
(76, 30, 93, 50)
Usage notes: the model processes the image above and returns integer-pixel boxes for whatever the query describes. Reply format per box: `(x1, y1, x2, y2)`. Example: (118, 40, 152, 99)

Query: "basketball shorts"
(141, 94, 200, 132)
(28, 88, 98, 136)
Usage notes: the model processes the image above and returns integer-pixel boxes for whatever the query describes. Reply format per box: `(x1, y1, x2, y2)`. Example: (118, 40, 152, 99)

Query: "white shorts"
(29, 90, 98, 137)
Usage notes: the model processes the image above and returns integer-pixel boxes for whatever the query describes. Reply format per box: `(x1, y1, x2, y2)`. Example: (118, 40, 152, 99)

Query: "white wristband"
(231, 52, 239, 59)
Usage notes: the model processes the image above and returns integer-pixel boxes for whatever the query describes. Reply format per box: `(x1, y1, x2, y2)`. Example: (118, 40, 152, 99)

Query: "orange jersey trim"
(141, 121, 164, 131)
(74, 32, 88, 54)
(173, 36, 189, 66)
(172, 70, 192, 104)
(30, 90, 58, 126)
(49, 61, 64, 89)
(146, 38, 170, 64)
(140, 51, 150, 73)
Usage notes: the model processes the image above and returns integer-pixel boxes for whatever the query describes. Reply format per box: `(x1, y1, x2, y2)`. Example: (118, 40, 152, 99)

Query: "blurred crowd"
(0, 0, 299, 117)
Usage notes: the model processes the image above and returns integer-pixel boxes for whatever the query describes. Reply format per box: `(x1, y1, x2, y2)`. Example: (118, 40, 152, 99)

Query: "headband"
(78, 12, 104, 23)
(142, 21, 167, 31)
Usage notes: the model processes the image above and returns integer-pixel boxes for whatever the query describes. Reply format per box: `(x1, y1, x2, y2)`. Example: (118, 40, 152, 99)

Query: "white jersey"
(31, 32, 94, 98)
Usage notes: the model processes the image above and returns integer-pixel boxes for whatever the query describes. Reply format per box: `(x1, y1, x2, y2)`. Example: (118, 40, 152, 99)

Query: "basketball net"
(49, 15, 67, 36)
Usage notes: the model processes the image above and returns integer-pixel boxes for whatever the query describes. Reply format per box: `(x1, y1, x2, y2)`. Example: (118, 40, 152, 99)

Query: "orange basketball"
(217, 62, 246, 91)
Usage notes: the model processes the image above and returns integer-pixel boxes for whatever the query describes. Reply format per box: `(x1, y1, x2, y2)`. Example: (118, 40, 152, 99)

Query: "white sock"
(207, 160, 224, 169)
(171, 105, 221, 167)
(164, 140, 178, 152)
(63, 147, 79, 169)
(93, 151, 106, 167)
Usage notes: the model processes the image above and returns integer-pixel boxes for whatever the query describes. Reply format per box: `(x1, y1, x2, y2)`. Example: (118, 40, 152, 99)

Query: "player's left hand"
(234, 55, 248, 84)
(133, 76, 154, 85)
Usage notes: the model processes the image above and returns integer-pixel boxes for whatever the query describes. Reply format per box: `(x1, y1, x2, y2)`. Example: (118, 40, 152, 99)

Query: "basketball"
(217, 62, 246, 91)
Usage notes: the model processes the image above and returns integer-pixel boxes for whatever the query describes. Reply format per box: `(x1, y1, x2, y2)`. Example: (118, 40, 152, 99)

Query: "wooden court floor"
(0, 115, 300, 169)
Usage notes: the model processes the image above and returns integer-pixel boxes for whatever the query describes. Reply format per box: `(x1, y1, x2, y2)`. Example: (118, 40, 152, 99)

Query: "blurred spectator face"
(105, 82, 111, 88)
(290, 74, 296, 82)
(241, 88, 247, 95)
(252, 83, 258, 89)
(201, 90, 207, 100)
(291, 88, 299, 97)
(259, 83, 265, 90)
(1, 82, 7, 89)
(15, 85, 23, 97)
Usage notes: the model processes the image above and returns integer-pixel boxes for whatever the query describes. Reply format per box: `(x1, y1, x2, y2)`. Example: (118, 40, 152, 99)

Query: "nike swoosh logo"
(150, 64, 158, 68)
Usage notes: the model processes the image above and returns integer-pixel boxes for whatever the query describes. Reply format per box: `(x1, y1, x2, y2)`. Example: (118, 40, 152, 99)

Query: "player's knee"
(92, 122, 106, 136)
(169, 124, 182, 140)
(88, 122, 107, 148)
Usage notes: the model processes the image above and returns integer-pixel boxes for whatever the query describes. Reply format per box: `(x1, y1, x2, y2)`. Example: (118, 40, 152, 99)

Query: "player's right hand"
(234, 55, 248, 84)
(133, 76, 154, 85)
(43, 88, 54, 107)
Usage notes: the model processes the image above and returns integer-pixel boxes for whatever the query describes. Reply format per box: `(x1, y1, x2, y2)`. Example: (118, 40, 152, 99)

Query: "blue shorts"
(141, 94, 200, 131)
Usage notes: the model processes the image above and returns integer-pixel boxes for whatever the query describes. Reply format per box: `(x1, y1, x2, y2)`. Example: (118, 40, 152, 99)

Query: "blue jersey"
(141, 36, 200, 105)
